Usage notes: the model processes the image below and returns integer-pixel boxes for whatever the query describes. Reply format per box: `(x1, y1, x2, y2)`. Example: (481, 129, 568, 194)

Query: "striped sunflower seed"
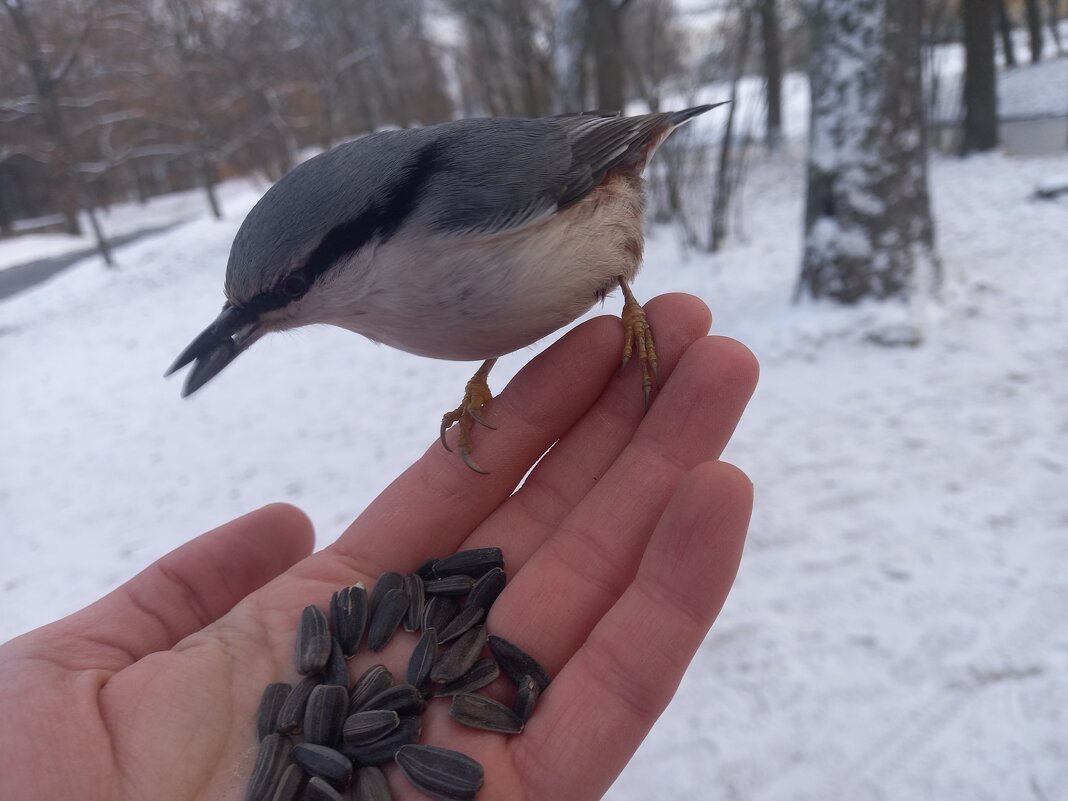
(395, 744, 484, 801)
(466, 567, 506, 612)
(369, 571, 404, 619)
(367, 588, 409, 652)
(348, 664, 393, 715)
(432, 547, 504, 579)
(277, 675, 323, 735)
(430, 625, 487, 684)
(291, 743, 352, 789)
(434, 657, 500, 697)
(513, 673, 540, 723)
(406, 628, 438, 692)
(295, 605, 332, 675)
(450, 692, 524, 734)
(256, 683, 292, 741)
(403, 573, 425, 632)
(304, 776, 346, 801)
(343, 715, 421, 766)
(330, 583, 368, 658)
(415, 558, 439, 579)
(487, 634, 551, 691)
(245, 733, 293, 801)
(343, 709, 400, 746)
(269, 763, 306, 801)
(362, 682, 427, 716)
(353, 765, 393, 801)
(423, 575, 475, 596)
(436, 605, 484, 644)
(304, 684, 348, 746)
(323, 638, 349, 689)
(422, 596, 460, 633)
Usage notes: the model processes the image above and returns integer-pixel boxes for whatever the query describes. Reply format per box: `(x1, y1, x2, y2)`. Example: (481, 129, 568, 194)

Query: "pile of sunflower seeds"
(246, 547, 551, 801)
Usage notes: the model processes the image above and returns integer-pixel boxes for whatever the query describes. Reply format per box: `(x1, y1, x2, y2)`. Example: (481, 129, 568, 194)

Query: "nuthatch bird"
(166, 105, 721, 472)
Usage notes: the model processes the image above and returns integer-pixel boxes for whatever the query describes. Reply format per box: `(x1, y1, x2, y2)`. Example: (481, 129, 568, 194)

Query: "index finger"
(324, 307, 625, 575)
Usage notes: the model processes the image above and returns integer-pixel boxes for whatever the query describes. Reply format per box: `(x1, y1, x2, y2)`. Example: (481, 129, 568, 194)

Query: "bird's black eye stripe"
(240, 141, 442, 316)
(296, 141, 443, 285)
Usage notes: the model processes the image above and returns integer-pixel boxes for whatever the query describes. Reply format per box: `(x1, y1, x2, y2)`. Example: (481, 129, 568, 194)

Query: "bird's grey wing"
(424, 113, 673, 239)
(553, 111, 674, 207)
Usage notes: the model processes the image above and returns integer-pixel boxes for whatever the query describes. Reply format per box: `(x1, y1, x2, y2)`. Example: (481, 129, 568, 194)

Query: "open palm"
(1, 294, 757, 801)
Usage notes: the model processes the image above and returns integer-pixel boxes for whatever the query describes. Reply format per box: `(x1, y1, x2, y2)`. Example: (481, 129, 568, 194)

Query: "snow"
(2, 141, 1066, 798)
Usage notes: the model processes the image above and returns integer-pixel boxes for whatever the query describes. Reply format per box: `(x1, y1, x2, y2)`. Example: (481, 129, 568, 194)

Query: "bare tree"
(3, 0, 114, 263)
(710, 5, 753, 252)
(586, 0, 633, 110)
(554, 0, 586, 111)
(759, 0, 784, 148)
(448, 0, 554, 117)
(797, 0, 938, 304)
(994, 0, 1017, 67)
(1024, 0, 1045, 61)
(961, 0, 999, 153)
(1049, 0, 1064, 54)
(624, 0, 685, 113)
(154, 0, 223, 218)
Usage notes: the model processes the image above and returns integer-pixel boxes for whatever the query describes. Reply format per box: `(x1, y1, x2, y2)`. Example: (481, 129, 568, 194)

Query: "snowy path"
(2, 150, 1066, 800)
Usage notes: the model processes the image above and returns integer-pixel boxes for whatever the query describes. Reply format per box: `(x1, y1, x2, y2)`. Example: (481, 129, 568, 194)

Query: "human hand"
(0, 293, 757, 801)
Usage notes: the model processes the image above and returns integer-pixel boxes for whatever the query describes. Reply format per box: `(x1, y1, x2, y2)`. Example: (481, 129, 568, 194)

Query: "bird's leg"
(618, 277, 658, 411)
(440, 358, 498, 474)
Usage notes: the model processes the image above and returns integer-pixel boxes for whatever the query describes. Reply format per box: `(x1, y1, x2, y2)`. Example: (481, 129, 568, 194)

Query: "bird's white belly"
(321, 181, 646, 361)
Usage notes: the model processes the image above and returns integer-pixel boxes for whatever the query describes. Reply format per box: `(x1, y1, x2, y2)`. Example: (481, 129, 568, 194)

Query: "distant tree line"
(0, 0, 455, 251)
(3, 0, 1054, 315)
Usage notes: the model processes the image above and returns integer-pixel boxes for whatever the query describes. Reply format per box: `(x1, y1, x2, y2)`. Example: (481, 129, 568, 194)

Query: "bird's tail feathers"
(667, 101, 730, 127)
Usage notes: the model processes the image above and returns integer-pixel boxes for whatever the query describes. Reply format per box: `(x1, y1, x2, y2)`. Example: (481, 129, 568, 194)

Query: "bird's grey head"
(165, 128, 442, 396)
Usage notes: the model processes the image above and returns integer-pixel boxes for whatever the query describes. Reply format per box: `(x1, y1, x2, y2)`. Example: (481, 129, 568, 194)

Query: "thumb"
(35, 504, 314, 670)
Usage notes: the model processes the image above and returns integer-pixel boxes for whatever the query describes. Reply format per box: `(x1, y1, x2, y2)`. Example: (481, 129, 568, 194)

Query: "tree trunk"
(797, 0, 937, 304)
(6, 0, 118, 265)
(554, 0, 586, 111)
(197, 156, 223, 219)
(587, 0, 626, 110)
(1047, 0, 1063, 53)
(759, 0, 784, 149)
(5, 0, 86, 238)
(710, 9, 753, 252)
(1024, 0, 1044, 61)
(961, 0, 999, 153)
(166, 13, 224, 221)
(994, 0, 1017, 67)
(83, 198, 114, 266)
(0, 181, 13, 235)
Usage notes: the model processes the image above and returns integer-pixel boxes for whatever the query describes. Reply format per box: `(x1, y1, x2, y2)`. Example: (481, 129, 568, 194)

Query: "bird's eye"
(282, 274, 307, 299)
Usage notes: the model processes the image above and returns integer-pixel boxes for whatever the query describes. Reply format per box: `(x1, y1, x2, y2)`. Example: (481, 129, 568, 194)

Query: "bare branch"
(50, 0, 106, 85)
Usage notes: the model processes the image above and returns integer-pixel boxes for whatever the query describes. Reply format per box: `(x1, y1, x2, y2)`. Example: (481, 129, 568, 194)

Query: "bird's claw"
(460, 447, 488, 475)
(440, 414, 458, 453)
(620, 294, 658, 413)
(440, 364, 495, 472)
(466, 406, 496, 430)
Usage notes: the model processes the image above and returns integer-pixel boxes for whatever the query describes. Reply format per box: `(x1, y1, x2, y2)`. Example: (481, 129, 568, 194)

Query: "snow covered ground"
(2, 140, 1066, 799)
(0, 177, 264, 272)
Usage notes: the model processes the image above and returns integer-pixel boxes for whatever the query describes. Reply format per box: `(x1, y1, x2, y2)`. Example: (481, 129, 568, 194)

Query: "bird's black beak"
(164, 305, 263, 397)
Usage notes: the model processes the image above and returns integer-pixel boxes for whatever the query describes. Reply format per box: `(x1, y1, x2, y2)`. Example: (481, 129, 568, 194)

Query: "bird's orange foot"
(620, 291, 658, 412)
(440, 361, 497, 474)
